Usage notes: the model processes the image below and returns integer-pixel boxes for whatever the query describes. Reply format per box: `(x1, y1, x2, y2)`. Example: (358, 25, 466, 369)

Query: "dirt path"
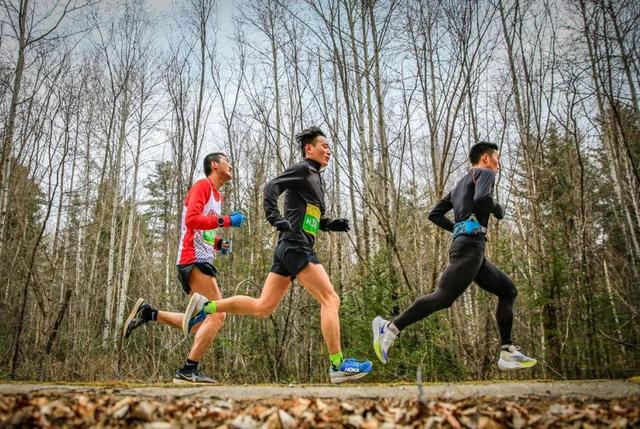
(1, 379, 639, 399)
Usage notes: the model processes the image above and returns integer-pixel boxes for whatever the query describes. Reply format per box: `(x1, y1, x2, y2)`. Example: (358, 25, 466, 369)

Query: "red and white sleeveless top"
(176, 178, 224, 265)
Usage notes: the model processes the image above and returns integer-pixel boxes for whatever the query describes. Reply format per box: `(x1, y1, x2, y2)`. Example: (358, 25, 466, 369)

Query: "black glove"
(273, 218, 292, 232)
(320, 218, 350, 232)
(493, 203, 504, 220)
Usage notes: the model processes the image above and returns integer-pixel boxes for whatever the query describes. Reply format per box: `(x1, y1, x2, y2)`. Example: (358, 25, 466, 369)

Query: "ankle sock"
(387, 322, 399, 335)
(182, 359, 199, 372)
(141, 305, 158, 322)
(329, 351, 343, 369)
(204, 301, 217, 314)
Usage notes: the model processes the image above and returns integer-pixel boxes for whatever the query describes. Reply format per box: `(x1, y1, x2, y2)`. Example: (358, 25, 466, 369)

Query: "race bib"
(302, 204, 321, 237)
(202, 229, 216, 245)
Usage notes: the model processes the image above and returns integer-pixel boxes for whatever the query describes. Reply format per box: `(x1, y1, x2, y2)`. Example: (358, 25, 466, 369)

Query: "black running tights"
(393, 236, 517, 345)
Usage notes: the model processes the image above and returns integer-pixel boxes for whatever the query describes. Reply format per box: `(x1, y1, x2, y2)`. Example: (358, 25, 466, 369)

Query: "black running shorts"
(176, 262, 217, 294)
(270, 240, 320, 280)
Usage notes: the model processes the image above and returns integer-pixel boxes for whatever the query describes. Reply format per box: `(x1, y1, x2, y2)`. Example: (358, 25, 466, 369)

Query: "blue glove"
(229, 211, 246, 227)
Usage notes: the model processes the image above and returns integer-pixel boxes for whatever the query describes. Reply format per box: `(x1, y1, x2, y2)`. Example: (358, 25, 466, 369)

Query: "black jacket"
(264, 158, 328, 247)
(428, 168, 503, 232)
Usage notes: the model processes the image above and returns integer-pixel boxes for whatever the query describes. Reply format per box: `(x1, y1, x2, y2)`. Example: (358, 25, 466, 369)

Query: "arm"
(263, 163, 309, 225)
(185, 180, 230, 230)
(472, 169, 501, 217)
(428, 193, 454, 232)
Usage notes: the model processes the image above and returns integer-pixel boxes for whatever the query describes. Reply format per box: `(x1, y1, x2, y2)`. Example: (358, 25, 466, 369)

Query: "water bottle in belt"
(452, 214, 486, 240)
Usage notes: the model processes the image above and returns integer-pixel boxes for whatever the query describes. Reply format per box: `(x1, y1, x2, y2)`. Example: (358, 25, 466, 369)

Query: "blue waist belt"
(452, 216, 487, 240)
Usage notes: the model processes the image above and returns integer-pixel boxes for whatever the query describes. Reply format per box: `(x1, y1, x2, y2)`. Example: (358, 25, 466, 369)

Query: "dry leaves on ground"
(0, 391, 638, 428)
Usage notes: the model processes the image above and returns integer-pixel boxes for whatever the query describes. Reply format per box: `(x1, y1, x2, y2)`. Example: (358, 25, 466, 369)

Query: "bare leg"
(157, 311, 183, 329)
(297, 263, 341, 355)
(214, 272, 291, 317)
(185, 267, 225, 362)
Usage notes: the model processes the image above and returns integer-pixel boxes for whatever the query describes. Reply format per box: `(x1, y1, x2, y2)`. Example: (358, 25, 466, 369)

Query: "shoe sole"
(331, 371, 371, 384)
(498, 358, 537, 370)
(172, 378, 216, 385)
(182, 293, 201, 335)
(122, 298, 144, 341)
(372, 316, 387, 364)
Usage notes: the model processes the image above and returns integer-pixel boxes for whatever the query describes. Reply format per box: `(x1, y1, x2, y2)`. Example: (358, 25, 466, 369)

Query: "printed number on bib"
(302, 204, 321, 237)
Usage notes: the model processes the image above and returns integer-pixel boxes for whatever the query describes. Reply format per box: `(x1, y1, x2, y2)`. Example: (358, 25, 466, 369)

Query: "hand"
(229, 211, 246, 227)
(321, 218, 350, 232)
(273, 218, 291, 232)
(493, 204, 504, 220)
(220, 239, 232, 255)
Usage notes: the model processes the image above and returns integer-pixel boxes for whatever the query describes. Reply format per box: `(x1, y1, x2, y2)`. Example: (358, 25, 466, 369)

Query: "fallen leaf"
(231, 414, 256, 429)
(341, 402, 355, 412)
(478, 416, 505, 429)
(347, 414, 364, 428)
(131, 400, 156, 421)
(361, 417, 379, 429)
(278, 409, 296, 429)
(289, 398, 311, 417)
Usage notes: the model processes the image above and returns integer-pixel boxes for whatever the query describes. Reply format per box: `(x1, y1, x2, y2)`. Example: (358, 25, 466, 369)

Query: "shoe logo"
(345, 367, 360, 373)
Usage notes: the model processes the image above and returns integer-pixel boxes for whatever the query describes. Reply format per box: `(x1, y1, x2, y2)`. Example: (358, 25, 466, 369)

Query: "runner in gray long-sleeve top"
(372, 142, 537, 371)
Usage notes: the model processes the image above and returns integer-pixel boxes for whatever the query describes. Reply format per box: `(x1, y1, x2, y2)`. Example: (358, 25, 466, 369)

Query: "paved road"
(1, 380, 639, 400)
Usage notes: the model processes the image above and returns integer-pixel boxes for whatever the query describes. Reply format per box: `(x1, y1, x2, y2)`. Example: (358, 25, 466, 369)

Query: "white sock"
(387, 322, 400, 336)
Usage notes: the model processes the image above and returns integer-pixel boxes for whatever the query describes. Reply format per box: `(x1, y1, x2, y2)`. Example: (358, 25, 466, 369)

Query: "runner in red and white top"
(176, 172, 235, 265)
(123, 152, 246, 384)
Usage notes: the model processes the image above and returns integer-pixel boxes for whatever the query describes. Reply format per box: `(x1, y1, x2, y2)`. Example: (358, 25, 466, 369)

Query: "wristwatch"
(217, 217, 225, 227)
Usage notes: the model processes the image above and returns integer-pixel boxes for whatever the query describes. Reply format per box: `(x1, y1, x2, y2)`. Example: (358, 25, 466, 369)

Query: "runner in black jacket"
(192, 127, 372, 383)
(372, 142, 537, 371)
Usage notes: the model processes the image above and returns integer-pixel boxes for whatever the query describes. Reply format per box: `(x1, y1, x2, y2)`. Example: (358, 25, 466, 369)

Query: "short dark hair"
(296, 127, 326, 157)
(203, 152, 228, 176)
(469, 142, 499, 165)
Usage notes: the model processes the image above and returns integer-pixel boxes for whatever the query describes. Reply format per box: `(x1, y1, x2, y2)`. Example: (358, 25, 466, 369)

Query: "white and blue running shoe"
(372, 316, 397, 364)
(329, 358, 372, 383)
(498, 345, 537, 370)
(182, 293, 208, 335)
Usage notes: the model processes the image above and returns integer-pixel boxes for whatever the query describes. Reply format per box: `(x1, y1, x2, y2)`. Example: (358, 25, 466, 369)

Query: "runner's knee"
(206, 311, 226, 324)
(502, 281, 518, 301)
(320, 291, 340, 309)
(255, 302, 276, 318)
(426, 289, 456, 311)
(215, 311, 226, 324)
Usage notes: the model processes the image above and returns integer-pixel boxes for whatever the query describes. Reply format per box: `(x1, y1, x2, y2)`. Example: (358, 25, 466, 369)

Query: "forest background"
(0, 0, 638, 383)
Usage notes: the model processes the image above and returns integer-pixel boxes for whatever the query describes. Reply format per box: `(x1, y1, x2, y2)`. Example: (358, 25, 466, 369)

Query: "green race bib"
(202, 229, 216, 245)
(302, 204, 321, 237)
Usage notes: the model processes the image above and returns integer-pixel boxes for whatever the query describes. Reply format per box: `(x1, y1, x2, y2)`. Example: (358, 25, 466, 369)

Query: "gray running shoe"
(122, 298, 152, 340)
(172, 368, 217, 384)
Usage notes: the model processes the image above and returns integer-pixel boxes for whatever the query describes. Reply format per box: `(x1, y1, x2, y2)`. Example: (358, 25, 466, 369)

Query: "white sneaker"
(372, 316, 397, 364)
(498, 345, 537, 370)
(182, 293, 208, 335)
